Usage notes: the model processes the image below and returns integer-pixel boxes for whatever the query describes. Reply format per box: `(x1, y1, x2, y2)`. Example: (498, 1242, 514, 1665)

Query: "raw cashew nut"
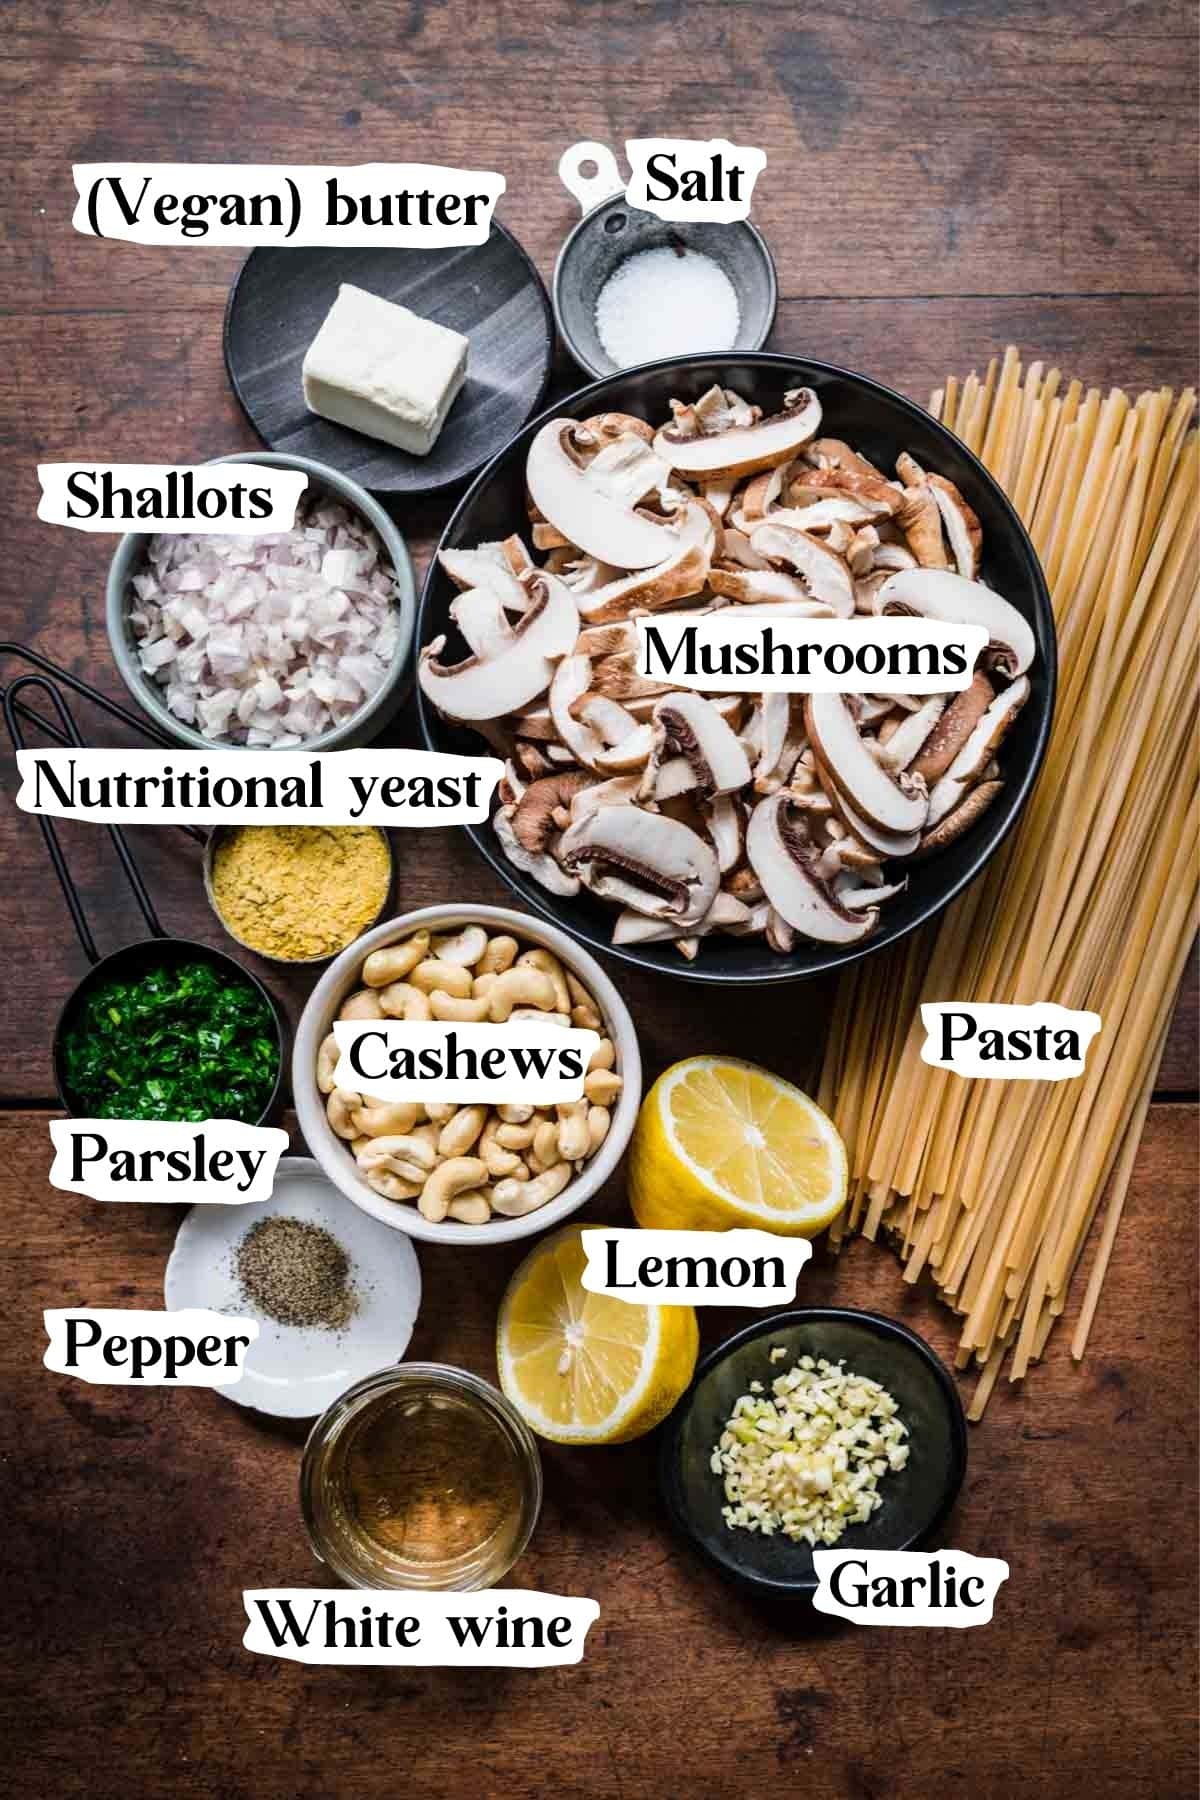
(447, 1190, 492, 1225)
(379, 981, 432, 1021)
(517, 947, 571, 1013)
(531, 1119, 561, 1170)
(317, 1034, 340, 1093)
(480, 1116, 522, 1178)
(431, 924, 489, 967)
(419, 1156, 489, 1223)
(429, 989, 491, 1023)
(356, 1135, 439, 1181)
(491, 1162, 572, 1217)
(495, 1119, 537, 1150)
(472, 971, 498, 998)
(487, 966, 557, 1021)
(327, 1089, 363, 1138)
(588, 1037, 616, 1073)
(351, 1100, 422, 1138)
(366, 1168, 423, 1202)
(584, 1068, 623, 1105)
(362, 934, 429, 987)
(556, 1101, 590, 1163)
(410, 958, 473, 998)
(478, 934, 519, 976)
(339, 988, 384, 1022)
(511, 1008, 570, 1026)
(587, 1105, 611, 1153)
(437, 1104, 488, 1158)
(498, 1103, 535, 1125)
(571, 1002, 602, 1030)
(565, 969, 593, 1011)
(423, 1102, 456, 1123)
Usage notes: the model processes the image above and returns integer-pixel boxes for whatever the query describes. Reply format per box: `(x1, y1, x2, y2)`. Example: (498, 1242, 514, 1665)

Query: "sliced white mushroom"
(748, 522, 855, 617)
(878, 568, 1036, 678)
(419, 572, 579, 721)
(705, 794, 744, 872)
(653, 755, 699, 800)
(805, 692, 929, 836)
(746, 794, 878, 943)
(583, 432, 679, 509)
(593, 722, 655, 773)
(612, 887, 753, 945)
(438, 540, 531, 610)
(558, 805, 720, 927)
(644, 691, 752, 800)
(653, 389, 822, 481)
(548, 654, 607, 770)
(449, 587, 516, 659)
(835, 875, 908, 909)
(754, 691, 791, 785)
(526, 419, 687, 569)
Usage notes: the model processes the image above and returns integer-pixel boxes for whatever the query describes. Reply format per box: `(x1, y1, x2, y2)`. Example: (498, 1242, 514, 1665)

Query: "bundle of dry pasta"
(819, 347, 1198, 1418)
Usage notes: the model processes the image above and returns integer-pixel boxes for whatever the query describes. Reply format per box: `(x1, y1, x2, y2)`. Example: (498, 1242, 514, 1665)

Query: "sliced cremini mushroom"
(707, 565, 837, 611)
(746, 793, 879, 943)
(924, 679, 1030, 826)
(526, 419, 686, 568)
(878, 568, 1037, 677)
(419, 572, 578, 720)
(558, 805, 719, 927)
(927, 474, 983, 579)
(748, 521, 855, 616)
(509, 770, 595, 855)
(910, 670, 995, 783)
(897, 484, 950, 568)
(653, 389, 822, 481)
(786, 469, 902, 519)
(449, 587, 515, 659)
(917, 778, 1004, 854)
(805, 692, 929, 836)
(493, 805, 580, 897)
(873, 694, 948, 771)
(574, 501, 715, 622)
(803, 438, 886, 480)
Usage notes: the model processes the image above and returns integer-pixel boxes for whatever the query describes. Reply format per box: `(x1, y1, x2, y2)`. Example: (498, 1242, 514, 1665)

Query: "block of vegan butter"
(302, 283, 469, 456)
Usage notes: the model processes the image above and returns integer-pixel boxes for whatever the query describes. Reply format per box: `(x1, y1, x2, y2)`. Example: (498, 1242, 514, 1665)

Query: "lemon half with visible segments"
(497, 1224, 699, 1445)
(628, 1056, 847, 1237)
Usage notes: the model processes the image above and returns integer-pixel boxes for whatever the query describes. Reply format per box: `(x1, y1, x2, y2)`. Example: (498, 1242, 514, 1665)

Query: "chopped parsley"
(62, 958, 279, 1122)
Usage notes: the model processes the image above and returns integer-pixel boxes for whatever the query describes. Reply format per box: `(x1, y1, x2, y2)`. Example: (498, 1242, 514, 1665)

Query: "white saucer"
(164, 1155, 422, 1419)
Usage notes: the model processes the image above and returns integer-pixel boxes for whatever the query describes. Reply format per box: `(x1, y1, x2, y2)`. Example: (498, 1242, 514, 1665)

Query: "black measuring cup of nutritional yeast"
(3, 673, 287, 1124)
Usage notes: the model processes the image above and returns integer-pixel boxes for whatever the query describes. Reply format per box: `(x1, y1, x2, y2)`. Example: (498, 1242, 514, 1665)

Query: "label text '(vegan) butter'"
(302, 282, 469, 456)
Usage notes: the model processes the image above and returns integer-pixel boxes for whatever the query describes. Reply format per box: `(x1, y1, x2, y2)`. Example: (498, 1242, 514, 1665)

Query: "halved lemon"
(628, 1055, 847, 1237)
(496, 1224, 698, 1445)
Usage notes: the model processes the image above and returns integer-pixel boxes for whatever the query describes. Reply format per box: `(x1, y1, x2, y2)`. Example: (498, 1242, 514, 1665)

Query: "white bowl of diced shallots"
(107, 451, 416, 750)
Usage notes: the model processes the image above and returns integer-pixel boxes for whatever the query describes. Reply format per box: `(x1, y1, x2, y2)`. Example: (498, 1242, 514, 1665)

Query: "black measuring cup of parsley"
(4, 675, 287, 1125)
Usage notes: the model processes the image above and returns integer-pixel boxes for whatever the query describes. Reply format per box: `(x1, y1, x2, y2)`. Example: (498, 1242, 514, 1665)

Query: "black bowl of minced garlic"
(204, 825, 393, 964)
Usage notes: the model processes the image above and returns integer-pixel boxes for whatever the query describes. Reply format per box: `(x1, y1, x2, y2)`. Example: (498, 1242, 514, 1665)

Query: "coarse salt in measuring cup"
(594, 244, 741, 368)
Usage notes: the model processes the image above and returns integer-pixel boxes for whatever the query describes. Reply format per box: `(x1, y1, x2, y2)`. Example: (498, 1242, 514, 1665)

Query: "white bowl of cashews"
(293, 904, 642, 1245)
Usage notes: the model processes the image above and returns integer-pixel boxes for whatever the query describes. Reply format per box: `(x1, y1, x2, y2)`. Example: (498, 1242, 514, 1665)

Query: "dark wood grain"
(1, 1106, 1195, 1800)
(0, 1, 1196, 1794)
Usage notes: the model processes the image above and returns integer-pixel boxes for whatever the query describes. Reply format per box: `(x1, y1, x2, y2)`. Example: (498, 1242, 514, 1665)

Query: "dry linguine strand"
(827, 351, 1198, 1412)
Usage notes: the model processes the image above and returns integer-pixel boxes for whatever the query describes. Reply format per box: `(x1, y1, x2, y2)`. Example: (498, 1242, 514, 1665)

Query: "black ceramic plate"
(417, 352, 1057, 984)
(223, 230, 554, 495)
(659, 1309, 967, 1596)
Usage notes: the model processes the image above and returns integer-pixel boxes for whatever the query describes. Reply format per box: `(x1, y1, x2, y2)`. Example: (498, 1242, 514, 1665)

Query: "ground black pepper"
(235, 1215, 358, 1330)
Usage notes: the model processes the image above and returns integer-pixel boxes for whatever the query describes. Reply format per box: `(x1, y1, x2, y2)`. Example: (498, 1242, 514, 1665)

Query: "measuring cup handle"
(558, 141, 625, 214)
(3, 673, 166, 963)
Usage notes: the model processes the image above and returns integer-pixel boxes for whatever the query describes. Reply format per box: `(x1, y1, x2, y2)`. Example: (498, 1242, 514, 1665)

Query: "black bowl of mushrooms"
(414, 352, 1056, 984)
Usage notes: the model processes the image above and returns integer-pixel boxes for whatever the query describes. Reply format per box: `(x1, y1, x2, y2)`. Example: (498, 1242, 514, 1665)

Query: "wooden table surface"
(1, 4, 1196, 1797)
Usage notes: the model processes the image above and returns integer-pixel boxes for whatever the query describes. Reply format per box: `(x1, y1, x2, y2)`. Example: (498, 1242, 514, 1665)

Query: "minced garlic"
(711, 1354, 909, 1548)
